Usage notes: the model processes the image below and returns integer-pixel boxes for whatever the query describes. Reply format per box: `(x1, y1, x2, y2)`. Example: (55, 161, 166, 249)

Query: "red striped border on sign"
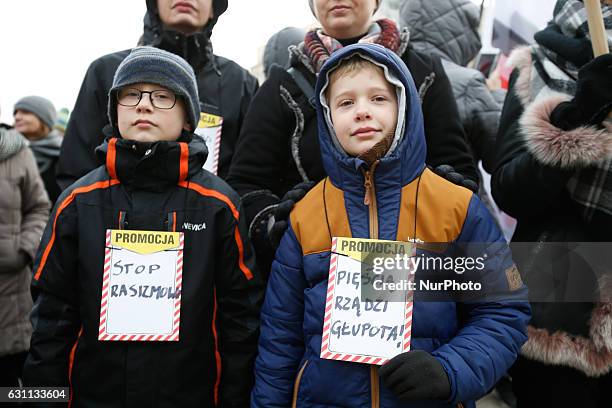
(211, 120, 222, 175)
(320, 237, 338, 359)
(98, 230, 112, 341)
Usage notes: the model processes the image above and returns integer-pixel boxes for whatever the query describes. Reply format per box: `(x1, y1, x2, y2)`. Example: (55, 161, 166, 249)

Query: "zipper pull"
(363, 172, 372, 206)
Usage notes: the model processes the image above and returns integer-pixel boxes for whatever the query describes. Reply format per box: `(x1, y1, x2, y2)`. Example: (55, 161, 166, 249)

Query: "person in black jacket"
(57, 0, 258, 188)
(23, 47, 263, 408)
(227, 0, 478, 276)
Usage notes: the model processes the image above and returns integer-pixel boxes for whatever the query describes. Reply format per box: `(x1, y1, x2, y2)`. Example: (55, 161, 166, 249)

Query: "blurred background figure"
(400, 0, 505, 224)
(263, 26, 307, 78)
(54, 107, 70, 137)
(13, 96, 62, 204)
(0, 106, 50, 387)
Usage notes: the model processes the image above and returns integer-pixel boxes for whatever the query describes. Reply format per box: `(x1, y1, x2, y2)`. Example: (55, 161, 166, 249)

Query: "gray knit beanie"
(14, 96, 57, 130)
(308, 0, 382, 17)
(108, 46, 200, 130)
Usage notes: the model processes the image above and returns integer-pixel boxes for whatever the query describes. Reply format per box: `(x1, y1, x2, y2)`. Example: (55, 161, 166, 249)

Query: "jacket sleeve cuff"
(521, 93, 612, 168)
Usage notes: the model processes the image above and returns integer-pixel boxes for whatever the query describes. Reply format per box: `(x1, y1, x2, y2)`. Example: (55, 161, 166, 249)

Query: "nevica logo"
(183, 221, 207, 231)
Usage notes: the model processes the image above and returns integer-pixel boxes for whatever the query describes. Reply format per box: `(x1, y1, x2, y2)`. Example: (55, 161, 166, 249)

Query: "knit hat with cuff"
(14, 96, 57, 130)
(108, 46, 200, 131)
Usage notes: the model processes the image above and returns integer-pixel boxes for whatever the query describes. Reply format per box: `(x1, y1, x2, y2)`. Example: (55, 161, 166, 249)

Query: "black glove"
(268, 181, 315, 249)
(534, 23, 594, 68)
(431, 165, 478, 193)
(551, 53, 612, 130)
(379, 350, 451, 402)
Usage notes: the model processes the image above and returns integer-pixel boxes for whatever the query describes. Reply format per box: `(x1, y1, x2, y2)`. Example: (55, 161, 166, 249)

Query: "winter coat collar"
(314, 44, 426, 193)
(289, 23, 410, 76)
(95, 133, 208, 191)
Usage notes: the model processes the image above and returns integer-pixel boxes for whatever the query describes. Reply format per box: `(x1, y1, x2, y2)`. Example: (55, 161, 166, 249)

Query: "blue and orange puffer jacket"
(252, 44, 530, 408)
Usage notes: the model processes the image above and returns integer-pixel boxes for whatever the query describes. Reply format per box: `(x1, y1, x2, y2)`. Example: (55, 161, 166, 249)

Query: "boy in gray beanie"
(23, 46, 263, 407)
(108, 46, 201, 134)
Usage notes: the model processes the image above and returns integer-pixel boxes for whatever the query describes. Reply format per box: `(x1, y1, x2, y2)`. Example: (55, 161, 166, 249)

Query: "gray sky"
(0, 0, 316, 123)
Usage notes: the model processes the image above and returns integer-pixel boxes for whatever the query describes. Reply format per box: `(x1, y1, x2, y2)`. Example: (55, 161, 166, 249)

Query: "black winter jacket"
(57, 5, 258, 189)
(227, 44, 478, 232)
(492, 46, 612, 379)
(24, 135, 263, 407)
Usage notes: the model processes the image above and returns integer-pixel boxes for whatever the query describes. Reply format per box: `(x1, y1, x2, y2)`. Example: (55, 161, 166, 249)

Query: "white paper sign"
(99, 229, 184, 341)
(194, 112, 222, 175)
(320, 237, 415, 365)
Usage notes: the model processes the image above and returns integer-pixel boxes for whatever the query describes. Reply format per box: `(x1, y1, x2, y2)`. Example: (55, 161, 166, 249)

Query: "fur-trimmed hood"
(508, 46, 612, 169)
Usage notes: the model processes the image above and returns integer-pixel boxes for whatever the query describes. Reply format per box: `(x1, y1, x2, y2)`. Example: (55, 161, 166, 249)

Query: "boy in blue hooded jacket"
(252, 43, 530, 408)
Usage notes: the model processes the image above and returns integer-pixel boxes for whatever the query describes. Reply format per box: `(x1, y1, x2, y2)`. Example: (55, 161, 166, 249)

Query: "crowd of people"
(0, 0, 611, 407)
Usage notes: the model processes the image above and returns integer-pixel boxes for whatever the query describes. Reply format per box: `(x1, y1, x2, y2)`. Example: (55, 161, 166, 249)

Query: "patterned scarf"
(551, 0, 612, 225)
(541, 0, 612, 78)
(303, 18, 402, 73)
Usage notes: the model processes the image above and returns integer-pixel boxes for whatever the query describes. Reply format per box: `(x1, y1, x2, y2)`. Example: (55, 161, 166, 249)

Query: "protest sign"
(98, 229, 184, 341)
(194, 112, 222, 174)
(320, 237, 416, 365)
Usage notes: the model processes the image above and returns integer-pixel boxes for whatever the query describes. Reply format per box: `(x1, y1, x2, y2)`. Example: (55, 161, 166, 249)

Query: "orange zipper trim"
(292, 360, 309, 408)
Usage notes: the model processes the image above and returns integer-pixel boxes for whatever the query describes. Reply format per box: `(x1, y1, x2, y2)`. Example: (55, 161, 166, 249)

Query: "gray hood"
(263, 27, 306, 76)
(0, 126, 26, 162)
(399, 0, 482, 67)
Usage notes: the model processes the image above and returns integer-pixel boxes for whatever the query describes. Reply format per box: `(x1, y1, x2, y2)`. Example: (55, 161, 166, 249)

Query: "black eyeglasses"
(117, 88, 178, 109)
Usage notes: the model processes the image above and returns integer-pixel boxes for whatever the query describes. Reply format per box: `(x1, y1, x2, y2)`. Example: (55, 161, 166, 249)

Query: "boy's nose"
(136, 93, 154, 111)
(355, 108, 372, 121)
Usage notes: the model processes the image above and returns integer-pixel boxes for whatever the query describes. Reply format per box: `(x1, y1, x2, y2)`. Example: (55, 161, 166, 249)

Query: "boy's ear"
(183, 114, 192, 131)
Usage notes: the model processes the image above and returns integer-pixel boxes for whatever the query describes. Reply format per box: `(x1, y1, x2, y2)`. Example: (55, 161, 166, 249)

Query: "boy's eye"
(372, 95, 387, 102)
(154, 91, 172, 100)
(338, 99, 353, 107)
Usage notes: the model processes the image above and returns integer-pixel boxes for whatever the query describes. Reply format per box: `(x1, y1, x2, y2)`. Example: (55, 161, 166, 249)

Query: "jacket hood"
(400, 0, 481, 67)
(141, 0, 227, 69)
(95, 133, 208, 190)
(263, 26, 306, 76)
(315, 43, 426, 189)
(0, 126, 26, 162)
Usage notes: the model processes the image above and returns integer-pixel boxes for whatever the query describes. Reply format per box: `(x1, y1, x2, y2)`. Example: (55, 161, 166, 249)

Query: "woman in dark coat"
(227, 0, 477, 273)
(491, 0, 612, 405)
